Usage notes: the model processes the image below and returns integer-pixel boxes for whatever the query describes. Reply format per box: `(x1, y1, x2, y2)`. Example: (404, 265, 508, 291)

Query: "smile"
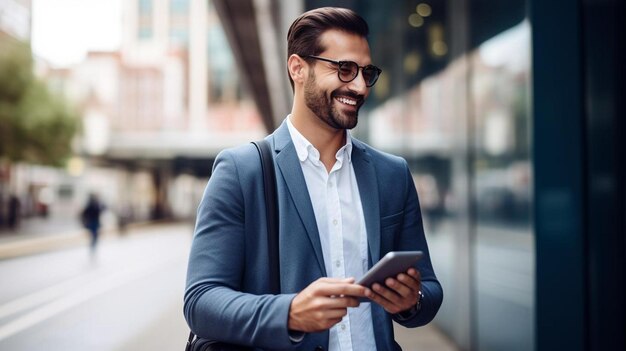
(336, 97, 357, 106)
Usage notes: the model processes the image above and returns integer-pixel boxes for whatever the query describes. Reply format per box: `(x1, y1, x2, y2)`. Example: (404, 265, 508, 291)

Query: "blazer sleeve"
(183, 149, 297, 350)
(392, 160, 444, 327)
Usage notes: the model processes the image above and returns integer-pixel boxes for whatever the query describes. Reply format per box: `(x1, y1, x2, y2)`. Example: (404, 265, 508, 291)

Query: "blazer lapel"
(272, 123, 327, 276)
(351, 141, 381, 265)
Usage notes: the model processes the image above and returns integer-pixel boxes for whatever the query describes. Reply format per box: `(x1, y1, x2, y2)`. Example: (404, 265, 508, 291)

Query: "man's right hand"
(288, 277, 368, 333)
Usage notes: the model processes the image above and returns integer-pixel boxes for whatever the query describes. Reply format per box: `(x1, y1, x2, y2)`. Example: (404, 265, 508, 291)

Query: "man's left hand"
(364, 268, 421, 315)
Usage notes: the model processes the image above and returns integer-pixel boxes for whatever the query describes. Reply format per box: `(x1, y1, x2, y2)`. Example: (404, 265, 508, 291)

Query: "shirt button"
(341, 324, 346, 331)
(335, 260, 341, 267)
(333, 219, 338, 226)
(328, 181, 333, 187)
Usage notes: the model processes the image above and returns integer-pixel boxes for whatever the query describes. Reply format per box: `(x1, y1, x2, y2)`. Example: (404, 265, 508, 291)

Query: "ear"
(288, 54, 307, 85)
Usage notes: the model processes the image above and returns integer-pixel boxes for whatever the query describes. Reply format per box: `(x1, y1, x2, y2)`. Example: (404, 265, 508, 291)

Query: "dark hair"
(286, 7, 369, 91)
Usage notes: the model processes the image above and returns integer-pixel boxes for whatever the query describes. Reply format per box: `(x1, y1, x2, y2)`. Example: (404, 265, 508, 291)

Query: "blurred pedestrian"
(116, 202, 133, 236)
(81, 193, 104, 254)
(184, 7, 442, 350)
(7, 194, 21, 230)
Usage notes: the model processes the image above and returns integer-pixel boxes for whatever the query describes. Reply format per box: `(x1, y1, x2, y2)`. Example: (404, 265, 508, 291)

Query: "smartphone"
(357, 251, 423, 288)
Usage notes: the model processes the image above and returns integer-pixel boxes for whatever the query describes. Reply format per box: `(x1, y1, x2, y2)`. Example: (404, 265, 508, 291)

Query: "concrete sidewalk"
(395, 322, 459, 351)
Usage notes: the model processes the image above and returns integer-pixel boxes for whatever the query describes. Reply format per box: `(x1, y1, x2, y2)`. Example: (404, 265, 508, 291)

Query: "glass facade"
(169, 0, 189, 46)
(306, 1, 533, 349)
(470, 21, 533, 351)
(170, 0, 189, 13)
(207, 1, 238, 103)
(139, 0, 153, 13)
(138, 0, 153, 40)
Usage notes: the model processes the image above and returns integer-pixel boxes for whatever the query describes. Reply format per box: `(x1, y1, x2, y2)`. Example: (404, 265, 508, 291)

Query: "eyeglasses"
(305, 55, 382, 87)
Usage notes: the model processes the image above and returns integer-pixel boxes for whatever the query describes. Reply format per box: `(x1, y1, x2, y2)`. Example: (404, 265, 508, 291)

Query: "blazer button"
(314, 347, 324, 351)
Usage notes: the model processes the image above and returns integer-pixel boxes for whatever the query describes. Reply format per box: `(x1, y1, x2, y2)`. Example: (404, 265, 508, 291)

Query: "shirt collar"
(340, 134, 353, 163)
(286, 115, 353, 164)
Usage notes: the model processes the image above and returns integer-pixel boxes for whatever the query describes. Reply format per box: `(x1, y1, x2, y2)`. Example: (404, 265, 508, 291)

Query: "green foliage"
(0, 40, 33, 102)
(0, 39, 78, 167)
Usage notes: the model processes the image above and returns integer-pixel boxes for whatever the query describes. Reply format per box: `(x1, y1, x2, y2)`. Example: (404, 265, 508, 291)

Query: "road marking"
(0, 254, 184, 341)
(0, 274, 94, 320)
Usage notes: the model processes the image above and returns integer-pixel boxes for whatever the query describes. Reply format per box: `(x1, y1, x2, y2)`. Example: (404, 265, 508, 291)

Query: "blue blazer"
(184, 121, 443, 350)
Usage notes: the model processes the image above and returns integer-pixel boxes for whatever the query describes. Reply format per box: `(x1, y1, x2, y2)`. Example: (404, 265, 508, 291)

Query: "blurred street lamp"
(66, 157, 85, 177)
(417, 4, 432, 17)
(409, 13, 424, 28)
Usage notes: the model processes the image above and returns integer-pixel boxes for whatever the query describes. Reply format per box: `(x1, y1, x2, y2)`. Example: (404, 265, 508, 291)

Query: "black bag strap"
(186, 332, 195, 350)
(252, 139, 281, 293)
(186, 140, 279, 351)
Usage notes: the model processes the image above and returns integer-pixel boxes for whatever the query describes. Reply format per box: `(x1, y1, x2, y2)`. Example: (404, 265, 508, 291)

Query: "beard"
(303, 70, 362, 130)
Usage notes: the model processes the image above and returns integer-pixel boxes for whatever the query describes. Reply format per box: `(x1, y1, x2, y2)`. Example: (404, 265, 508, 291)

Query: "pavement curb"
(0, 221, 168, 260)
(0, 230, 93, 260)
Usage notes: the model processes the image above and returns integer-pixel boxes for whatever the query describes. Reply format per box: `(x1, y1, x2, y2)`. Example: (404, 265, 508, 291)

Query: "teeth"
(337, 97, 357, 106)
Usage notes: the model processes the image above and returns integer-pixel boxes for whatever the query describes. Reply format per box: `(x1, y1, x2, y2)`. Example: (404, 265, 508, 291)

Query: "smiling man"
(184, 7, 443, 350)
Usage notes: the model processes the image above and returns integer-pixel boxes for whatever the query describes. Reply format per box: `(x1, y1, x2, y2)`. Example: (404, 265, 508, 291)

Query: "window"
(139, 0, 153, 14)
(170, 0, 189, 14)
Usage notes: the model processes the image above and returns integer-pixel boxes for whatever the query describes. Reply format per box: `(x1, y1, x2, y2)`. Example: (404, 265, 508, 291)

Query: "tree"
(0, 39, 78, 167)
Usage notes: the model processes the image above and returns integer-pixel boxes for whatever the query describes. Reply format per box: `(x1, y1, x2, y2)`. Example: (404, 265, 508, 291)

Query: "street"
(0, 223, 455, 351)
(0, 223, 192, 350)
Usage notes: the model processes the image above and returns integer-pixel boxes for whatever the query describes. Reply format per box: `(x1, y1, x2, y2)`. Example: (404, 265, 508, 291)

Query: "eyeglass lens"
(338, 61, 379, 87)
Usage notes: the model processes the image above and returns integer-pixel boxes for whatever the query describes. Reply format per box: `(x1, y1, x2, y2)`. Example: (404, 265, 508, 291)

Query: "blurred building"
(37, 0, 267, 222)
(212, 0, 625, 350)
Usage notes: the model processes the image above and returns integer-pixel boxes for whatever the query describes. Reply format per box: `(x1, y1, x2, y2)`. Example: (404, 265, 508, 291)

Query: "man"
(184, 7, 443, 350)
(81, 193, 104, 254)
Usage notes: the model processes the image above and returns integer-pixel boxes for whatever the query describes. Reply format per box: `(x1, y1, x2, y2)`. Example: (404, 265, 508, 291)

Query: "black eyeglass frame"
(305, 55, 382, 87)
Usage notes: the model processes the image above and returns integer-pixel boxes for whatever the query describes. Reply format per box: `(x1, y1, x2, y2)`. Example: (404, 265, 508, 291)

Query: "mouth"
(333, 91, 363, 109)
(335, 96, 358, 106)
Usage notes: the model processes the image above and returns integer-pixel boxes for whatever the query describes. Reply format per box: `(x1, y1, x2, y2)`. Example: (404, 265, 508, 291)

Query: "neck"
(290, 105, 346, 172)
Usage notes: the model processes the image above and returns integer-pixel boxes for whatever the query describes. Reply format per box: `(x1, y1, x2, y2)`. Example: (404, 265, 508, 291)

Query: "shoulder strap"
(252, 139, 280, 294)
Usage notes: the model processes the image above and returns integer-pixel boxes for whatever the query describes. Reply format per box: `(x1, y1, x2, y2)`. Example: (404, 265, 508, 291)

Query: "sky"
(31, 0, 122, 67)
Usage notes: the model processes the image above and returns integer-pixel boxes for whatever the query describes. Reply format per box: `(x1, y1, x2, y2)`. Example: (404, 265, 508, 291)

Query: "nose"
(347, 69, 369, 95)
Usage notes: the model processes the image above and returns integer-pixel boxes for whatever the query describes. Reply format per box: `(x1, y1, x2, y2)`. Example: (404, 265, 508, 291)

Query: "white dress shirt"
(287, 116, 376, 351)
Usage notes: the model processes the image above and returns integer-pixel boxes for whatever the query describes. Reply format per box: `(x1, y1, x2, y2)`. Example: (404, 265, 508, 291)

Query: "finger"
(326, 296, 360, 308)
(316, 282, 368, 298)
(325, 307, 349, 319)
(406, 269, 422, 287)
(385, 277, 413, 298)
(364, 287, 396, 311)
(323, 296, 361, 310)
(317, 277, 355, 284)
(406, 268, 420, 278)
(395, 274, 420, 293)
(368, 286, 412, 314)
(372, 282, 403, 305)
